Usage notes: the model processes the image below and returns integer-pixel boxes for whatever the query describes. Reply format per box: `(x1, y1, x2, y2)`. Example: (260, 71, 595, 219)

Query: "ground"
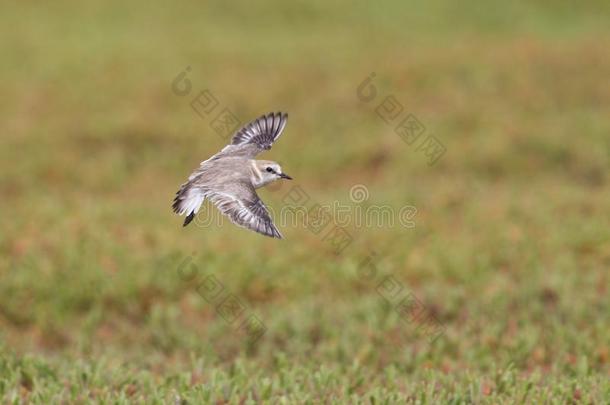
(0, 0, 609, 403)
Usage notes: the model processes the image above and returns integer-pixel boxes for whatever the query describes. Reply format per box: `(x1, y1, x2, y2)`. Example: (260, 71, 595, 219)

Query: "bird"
(172, 111, 292, 239)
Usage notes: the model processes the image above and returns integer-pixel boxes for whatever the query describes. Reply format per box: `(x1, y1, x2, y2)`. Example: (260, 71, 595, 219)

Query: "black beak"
(279, 173, 292, 180)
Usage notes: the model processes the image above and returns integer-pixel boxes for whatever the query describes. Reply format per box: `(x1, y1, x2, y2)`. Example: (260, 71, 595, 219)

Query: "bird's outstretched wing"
(211, 112, 288, 160)
(206, 185, 283, 239)
(231, 111, 288, 150)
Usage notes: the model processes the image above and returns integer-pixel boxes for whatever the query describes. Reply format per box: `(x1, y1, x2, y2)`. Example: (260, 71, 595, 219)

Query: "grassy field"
(1, 0, 609, 403)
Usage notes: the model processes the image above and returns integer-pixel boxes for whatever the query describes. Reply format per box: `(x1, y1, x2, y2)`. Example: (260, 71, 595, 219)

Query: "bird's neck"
(249, 160, 270, 189)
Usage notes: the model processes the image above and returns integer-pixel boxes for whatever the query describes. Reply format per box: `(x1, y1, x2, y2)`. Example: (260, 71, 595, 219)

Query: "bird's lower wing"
(206, 189, 282, 239)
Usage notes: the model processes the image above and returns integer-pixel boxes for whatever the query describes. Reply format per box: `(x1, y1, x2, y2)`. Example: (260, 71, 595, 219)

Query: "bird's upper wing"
(211, 112, 288, 159)
(206, 184, 282, 239)
(231, 111, 288, 150)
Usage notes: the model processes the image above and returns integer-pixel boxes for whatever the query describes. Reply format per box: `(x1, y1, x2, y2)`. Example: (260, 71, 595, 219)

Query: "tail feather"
(172, 182, 204, 227)
(183, 212, 195, 226)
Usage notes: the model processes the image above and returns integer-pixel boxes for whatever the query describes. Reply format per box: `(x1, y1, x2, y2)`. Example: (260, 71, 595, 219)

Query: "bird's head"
(252, 160, 292, 188)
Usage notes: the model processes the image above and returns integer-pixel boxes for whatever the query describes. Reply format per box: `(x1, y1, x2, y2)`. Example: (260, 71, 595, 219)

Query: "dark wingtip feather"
(172, 184, 187, 213)
(172, 198, 181, 213)
(271, 226, 283, 239)
(183, 212, 195, 227)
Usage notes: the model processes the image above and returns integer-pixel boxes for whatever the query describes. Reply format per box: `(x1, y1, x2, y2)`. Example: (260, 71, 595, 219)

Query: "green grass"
(1, 0, 609, 403)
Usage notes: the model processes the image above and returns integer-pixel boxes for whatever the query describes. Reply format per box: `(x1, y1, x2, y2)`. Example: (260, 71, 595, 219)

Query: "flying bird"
(172, 112, 292, 238)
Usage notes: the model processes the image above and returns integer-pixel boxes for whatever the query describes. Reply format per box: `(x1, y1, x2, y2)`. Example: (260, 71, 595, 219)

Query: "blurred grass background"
(1, 0, 609, 402)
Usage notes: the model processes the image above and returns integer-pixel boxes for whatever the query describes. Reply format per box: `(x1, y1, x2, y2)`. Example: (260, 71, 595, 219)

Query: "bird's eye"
(266, 167, 274, 173)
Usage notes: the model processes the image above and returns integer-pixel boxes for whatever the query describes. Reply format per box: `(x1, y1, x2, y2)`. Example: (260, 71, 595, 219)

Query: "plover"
(172, 112, 292, 238)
